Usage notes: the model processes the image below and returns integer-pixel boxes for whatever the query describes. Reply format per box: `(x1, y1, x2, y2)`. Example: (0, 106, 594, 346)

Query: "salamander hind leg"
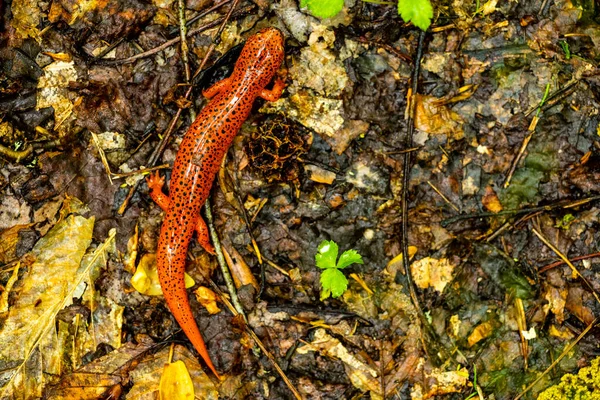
(147, 172, 170, 211)
(202, 77, 232, 99)
(195, 216, 215, 255)
(259, 78, 285, 102)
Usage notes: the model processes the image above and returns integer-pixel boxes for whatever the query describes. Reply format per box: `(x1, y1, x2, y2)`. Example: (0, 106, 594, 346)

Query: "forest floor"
(1, 0, 600, 398)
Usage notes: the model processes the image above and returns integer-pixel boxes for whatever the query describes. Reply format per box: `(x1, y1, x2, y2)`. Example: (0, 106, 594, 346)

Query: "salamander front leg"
(202, 77, 232, 99)
(259, 78, 285, 102)
(146, 172, 170, 211)
(195, 216, 216, 255)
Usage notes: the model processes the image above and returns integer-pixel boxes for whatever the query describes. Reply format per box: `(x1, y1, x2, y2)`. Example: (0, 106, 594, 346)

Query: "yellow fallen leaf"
(410, 257, 455, 292)
(468, 321, 494, 347)
(194, 287, 221, 315)
(160, 361, 194, 400)
(482, 185, 503, 213)
(131, 253, 195, 296)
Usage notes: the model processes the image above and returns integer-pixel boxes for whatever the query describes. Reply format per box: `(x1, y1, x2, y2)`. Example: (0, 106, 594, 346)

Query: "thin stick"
(398, 30, 449, 366)
(514, 318, 596, 400)
(427, 180, 459, 212)
(441, 195, 600, 227)
(539, 251, 600, 273)
(532, 228, 600, 304)
(504, 83, 551, 188)
(177, 0, 191, 82)
(204, 200, 247, 319)
(207, 279, 303, 400)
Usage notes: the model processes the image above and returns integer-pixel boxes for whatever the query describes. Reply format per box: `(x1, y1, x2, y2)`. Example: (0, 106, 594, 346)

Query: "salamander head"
(236, 27, 285, 86)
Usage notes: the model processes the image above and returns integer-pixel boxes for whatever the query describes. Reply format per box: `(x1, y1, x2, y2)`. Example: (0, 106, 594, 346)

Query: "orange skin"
(146, 27, 285, 379)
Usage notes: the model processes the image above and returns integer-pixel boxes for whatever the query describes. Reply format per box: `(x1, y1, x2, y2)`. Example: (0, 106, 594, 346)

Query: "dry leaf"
(0, 262, 21, 313)
(0, 201, 95, 398)
(414, 94, 464, 140)
(0, 223, 35, 264)
(411, 367, 469, 399)
(482, 185, 503, 213)
(128, 344, 218, 400)
(45, 337, 156, 399)
(222, 245, 259, 290)
(304, 164, 336, 184)
(298, 328, 381, 399)
(467, 321, 494, 347)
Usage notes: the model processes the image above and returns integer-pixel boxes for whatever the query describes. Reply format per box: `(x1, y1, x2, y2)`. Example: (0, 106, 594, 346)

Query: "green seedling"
(301, 0, 433, 31)
(300, 0, 344, 19)
(315, 240, 363, 300)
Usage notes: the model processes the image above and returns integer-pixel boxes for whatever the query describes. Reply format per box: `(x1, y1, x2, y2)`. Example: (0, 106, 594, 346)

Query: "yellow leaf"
(160, 361, 195, 400)
(131, 253, 195, 296)
(194, 287, 221, 315)
(468, 321, 494, 347)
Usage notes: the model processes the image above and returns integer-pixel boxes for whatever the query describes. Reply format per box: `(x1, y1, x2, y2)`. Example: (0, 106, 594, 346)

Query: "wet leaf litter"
(1, 0, 600, 399)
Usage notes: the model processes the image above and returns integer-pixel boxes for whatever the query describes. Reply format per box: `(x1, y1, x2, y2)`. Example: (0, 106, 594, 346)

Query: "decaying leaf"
(467, 321, 494, 347)
(222, 245, 259, 290)
(45, 337, 156, 399)
(304, 164, 336, 184)
(0, 200, 94, 399)
(298, 328, 381, 399)
(411, 366, 469, 399)
(482, 185, 503, 213)
(0, 262, 21, 313)
(542, 284, 567, 324)
(414, 94, 464, 141)
(0, 223, 35, 264)
(10, 0, 42, 41)
(410, 257, 456, 293)
(36, 61, 78, 137)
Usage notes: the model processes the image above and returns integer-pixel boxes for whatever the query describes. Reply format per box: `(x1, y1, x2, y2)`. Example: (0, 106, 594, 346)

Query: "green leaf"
(302, 0, 344, 19)
(320, 268, 348, 298)
(315, 240, 338, 269)
(336, 249, 364, 269)
(398, 0, 433, 31)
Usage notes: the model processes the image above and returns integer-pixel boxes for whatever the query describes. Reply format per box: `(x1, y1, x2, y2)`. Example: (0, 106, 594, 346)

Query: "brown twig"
(532, 227, 600, 305)
(539, 251, 600, 273)
(441, 195, 600, 227)
(206, 279, 303, 400)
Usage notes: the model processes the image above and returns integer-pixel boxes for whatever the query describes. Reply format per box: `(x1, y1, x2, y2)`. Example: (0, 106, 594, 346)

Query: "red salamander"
(146, 27, 285, 378)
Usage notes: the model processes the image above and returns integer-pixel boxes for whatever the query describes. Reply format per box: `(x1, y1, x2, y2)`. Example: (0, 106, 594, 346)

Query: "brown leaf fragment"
(467, 321, 494, 347)
(410, 257, 455, 293)
(222, 245, 259, 291)
(411, 366, 469, 399)
(414, 94, 464, 140)
(565, 287, 595, 325)
(542, 283, 567, 324)
(45, 338, 156, 400)
(304, 164, 336, 184)
(565, 155, 600, 193)
(298, 329, 381, 398)
(0, 223, 34, 264)
(482, 185, 503, 213)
